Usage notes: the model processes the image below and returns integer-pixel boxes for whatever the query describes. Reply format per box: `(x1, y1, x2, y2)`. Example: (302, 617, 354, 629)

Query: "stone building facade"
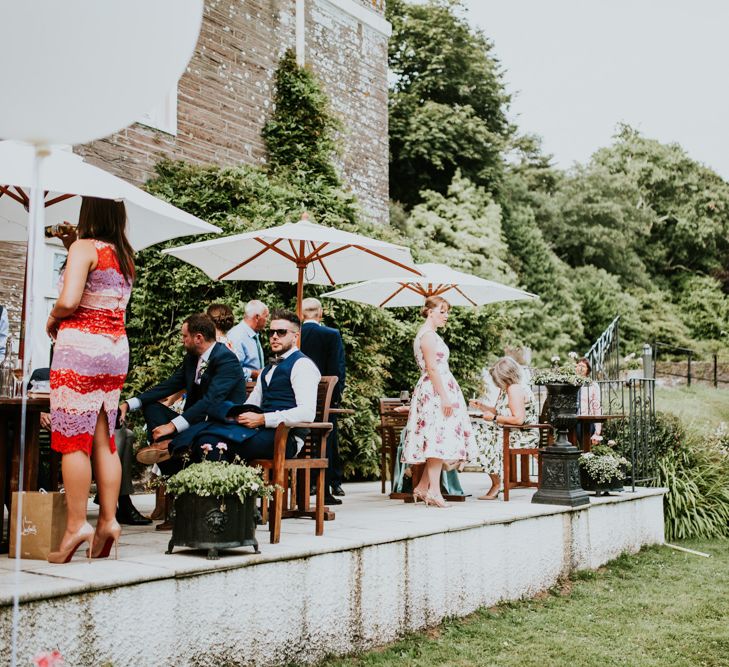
(78, 0, 390, 222)
(0, 0, 391, 344)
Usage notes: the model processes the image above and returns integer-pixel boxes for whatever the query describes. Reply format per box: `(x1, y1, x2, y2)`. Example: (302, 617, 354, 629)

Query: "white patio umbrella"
(162, 214, 422, 317)
(0, 140, 221, 250)
(321, 262, 538, 307)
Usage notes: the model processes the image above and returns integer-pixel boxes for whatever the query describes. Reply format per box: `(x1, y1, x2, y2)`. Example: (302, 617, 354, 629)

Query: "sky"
(458, 0, 729, 178)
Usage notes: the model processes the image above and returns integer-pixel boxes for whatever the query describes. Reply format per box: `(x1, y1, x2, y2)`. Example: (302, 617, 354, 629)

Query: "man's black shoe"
(330, 483, 345, 497)
(324, 494, 342, 506)
(116, 496, 152, 526)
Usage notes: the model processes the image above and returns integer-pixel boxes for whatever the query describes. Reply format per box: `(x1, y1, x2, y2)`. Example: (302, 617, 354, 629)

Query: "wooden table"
(572, 414, 625, 452)
(0, 396, 51, 551)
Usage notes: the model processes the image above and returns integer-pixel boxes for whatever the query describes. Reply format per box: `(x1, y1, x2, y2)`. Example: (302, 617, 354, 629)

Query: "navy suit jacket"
(300, 321, 346, 404)
(137, 342, 246, 449)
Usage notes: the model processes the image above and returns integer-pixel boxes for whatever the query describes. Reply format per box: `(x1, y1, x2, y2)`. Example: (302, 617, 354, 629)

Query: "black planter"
(579, 468, 625, 496)
(532, 383, 590, 507)
(166, 493, 259, 560)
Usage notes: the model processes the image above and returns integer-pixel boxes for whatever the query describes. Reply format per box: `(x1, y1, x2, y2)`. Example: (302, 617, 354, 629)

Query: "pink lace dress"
(50, 241, 132, 455)
(401, 330, 476, 464)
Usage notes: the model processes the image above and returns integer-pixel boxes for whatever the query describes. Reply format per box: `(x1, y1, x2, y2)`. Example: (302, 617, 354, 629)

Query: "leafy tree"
(387, 0, 511, 206)
(593, 125, 729, 280)
(545, 164, 655, 287)
(675, 274, 729, 343)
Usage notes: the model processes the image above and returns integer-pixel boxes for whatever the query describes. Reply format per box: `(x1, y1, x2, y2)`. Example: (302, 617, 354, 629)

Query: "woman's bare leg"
(60, 451, 92, 540)
(413, 457, 443, 496)
(91, 409, 121, 529)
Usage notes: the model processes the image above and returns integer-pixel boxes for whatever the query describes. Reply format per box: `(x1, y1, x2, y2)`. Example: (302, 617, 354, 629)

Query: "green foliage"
(675, 274, 729, 343)
(387, 0, 511, 206)
(594, 124, 729, 279)
(165, 459, 273, 503)
(657, 436, 729, 540)
(261, 49, 340, 187)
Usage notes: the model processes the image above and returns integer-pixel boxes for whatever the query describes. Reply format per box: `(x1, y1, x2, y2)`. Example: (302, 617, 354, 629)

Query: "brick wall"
(75, 0, 390, 224)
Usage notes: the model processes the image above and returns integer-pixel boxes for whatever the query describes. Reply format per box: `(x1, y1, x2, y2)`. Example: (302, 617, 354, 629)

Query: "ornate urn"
(531, 383, 590, 507)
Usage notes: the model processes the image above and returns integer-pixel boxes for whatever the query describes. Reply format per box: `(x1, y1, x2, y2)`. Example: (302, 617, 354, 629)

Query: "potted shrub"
(578, 443, 629, 495)
(164, 445, 273, 559)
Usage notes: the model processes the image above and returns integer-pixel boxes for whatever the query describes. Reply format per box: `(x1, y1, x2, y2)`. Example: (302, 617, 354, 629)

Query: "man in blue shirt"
(227, 300, 269, 381)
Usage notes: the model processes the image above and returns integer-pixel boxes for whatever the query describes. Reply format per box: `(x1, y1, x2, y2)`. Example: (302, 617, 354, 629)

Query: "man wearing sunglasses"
(192, 309, 321, 462)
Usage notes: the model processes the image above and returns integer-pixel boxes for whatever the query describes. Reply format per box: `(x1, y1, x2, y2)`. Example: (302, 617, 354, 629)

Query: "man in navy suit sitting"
(119, 313, 246, 468)
(193, 309, 321, 462)
(300, 297, 346, 503)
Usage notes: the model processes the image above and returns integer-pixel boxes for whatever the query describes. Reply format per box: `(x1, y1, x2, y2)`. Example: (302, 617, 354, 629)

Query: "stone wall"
(0, 241, 27, 348)
(75, 0, 390, 225)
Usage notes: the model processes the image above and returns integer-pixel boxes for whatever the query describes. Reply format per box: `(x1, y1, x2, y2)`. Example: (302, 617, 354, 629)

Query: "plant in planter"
(578, 443, 629, 496)
(164, 445, 273, 559)
(531, 354, 591, 507)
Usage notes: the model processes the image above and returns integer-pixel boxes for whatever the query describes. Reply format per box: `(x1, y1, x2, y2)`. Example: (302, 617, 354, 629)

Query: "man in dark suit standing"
(300, 297, 346, 504)
(120, 313, 246, 468)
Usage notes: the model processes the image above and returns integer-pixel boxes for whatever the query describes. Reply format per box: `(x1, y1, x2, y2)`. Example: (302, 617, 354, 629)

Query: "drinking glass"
(12, 366, 23, 398)
(399, 390, 410, 404)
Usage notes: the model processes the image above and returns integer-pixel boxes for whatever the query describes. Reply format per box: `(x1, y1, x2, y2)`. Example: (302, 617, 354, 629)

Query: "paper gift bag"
(9, 491, 67, 560)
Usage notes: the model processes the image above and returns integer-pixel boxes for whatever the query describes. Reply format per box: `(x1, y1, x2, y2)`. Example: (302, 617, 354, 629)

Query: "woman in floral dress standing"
(402, 296, 476, 507)
(46, 197, 134, 563)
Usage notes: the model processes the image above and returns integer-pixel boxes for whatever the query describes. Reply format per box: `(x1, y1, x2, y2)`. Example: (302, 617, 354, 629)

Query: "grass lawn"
(319, 540, 729, 667)
(655, 385, 729, 435)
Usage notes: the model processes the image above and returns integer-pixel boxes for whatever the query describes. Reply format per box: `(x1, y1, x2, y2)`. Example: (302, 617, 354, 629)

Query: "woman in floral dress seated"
(470, 357, 538, 500)
(401, 296, 476, 508)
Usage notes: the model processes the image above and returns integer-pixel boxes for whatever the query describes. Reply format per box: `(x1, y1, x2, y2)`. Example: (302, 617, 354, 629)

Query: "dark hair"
(206, 303, 235, 332)
(270, 308, 300, 331)
(577, 357, 592, 374)
(183, 313, 216, 341)
(77, 196, 135, 281)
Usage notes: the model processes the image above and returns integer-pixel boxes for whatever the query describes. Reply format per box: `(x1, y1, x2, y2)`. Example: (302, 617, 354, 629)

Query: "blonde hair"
(421, 295, 451, 319)
(489, 356, 523, 391)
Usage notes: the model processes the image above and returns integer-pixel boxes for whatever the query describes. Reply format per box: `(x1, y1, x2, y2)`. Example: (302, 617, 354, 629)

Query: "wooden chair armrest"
(502, 422, 552, 430)
(287, 421, 333, 430)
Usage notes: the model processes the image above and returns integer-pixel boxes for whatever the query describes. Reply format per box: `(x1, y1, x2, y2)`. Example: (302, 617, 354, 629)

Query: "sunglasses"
(269, 328, 295, 338)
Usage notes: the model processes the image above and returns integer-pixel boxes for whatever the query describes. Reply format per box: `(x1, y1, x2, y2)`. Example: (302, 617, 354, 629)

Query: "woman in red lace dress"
(46, 197, 134, 563)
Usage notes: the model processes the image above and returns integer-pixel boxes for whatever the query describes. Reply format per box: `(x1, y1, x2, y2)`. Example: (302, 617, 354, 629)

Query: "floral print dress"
(401, 330, 476, 464)
(472, 386, 539, 475)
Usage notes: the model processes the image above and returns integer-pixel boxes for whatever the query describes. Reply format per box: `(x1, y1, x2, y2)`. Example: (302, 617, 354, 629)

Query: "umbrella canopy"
(0, 140, 221, 249)
(162, 216, 422, 316)
(321, 262, 538, 307)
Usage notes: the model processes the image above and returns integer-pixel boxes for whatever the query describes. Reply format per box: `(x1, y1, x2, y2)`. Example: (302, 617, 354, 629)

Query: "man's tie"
(253, 332, 264, 368)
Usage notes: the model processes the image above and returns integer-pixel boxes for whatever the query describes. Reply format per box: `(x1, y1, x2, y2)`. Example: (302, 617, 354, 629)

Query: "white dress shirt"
(246, 346, 321, 427)
(126, 343, 217, 433)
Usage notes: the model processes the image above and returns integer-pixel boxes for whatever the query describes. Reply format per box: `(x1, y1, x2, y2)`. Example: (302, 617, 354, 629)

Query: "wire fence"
(652, 342, 729, 387)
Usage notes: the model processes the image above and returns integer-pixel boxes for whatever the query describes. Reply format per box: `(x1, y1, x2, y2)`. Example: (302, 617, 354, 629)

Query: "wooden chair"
(502, 423, 553, 501)
(377, 398, 409, 493)
(251, 376, 337, 544)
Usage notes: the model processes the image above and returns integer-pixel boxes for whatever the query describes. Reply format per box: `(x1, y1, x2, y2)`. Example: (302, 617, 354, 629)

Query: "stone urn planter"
(166, 493, 259, 560)
(531, 381, 590, 507)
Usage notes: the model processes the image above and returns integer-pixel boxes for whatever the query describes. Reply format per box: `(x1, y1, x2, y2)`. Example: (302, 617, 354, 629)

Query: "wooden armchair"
(377, 398, 409, 494)
(251, 376, 338, 544)
(501, 423, 553, 501)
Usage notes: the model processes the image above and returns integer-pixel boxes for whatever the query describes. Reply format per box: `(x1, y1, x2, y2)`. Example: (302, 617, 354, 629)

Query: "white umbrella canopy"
(322, 262, 538, 307)
(162, 216, 422, 316)
(0, 140, 221, 250)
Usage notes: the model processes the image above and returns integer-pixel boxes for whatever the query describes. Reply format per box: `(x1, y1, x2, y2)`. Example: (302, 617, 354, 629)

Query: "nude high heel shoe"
(89, 520, 122, 559)
(425, 492, 451, 509)
(47, 523, 94, 564)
